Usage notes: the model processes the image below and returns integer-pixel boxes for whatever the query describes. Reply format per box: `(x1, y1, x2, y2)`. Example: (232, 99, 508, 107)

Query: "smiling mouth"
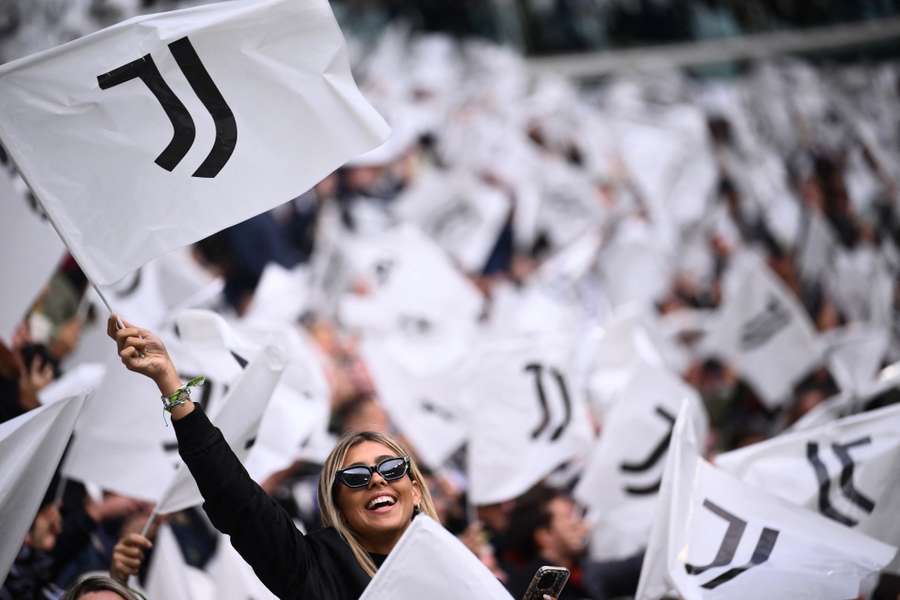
(366, 495, 397, 513)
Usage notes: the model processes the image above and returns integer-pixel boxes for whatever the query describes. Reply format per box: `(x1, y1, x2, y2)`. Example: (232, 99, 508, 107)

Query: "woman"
(107, 316, 438, 599)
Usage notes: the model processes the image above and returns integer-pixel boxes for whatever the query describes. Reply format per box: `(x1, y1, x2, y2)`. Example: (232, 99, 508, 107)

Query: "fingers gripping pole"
(140, 507, 158, 538)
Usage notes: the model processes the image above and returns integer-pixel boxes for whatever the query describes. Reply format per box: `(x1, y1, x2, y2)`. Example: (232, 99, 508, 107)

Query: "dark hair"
(505, 485, 563, 561)
(61, 575, 144, 600)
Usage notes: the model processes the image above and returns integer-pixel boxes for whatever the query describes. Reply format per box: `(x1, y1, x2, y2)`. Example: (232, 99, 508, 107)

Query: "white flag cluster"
(0, 0, 389, 286)
(717, 403, 900, 572)
(636, 405, 897, 600)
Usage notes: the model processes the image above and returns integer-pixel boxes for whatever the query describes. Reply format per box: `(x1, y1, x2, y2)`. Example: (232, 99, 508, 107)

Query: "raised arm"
(107, 315, 312, 597)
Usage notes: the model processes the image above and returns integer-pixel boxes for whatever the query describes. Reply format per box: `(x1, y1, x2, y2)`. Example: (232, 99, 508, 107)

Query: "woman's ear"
(411, 478, 423, 508)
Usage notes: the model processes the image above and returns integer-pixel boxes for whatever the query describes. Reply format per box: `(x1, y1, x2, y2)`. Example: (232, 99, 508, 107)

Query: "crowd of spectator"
(1, 4, 899, 599)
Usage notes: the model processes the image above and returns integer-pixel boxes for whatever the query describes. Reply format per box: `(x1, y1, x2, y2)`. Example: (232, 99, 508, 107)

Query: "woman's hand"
(106, 315, 181, 396)
(110, 532, 153, 584)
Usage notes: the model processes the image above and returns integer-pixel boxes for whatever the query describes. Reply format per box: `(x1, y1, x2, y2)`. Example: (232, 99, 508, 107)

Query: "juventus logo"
(739, 295, 790, 351)
(98, 36, 237, 178)
(618, 406, 675, 496)
(524, 363, 572, 442)
(685, 499, 779, 590)
(806, 436, 876, 527)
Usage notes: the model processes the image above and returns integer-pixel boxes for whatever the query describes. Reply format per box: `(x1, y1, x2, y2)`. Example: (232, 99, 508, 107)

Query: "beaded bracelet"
(160, 375, 206, 413)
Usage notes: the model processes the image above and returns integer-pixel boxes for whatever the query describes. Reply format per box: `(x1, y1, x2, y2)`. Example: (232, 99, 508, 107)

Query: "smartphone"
(521, 565, 570, 600)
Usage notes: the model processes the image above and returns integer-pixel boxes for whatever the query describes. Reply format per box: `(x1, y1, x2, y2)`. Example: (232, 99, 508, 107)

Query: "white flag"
(535, 156, 605, 249)
(339, 224, 483, 336)
(636, 404, 896, 600)
(360, 336, 468, 470)
(716, 403, 900, 572)
(599, 219, 673, 311)
(705, 251, 821, 408)
(233, 318, 332, 476)
(0, 394, 86, 584)
(0, 0, 389, 286)
(0, 169, 64, 340)
(206, 534, 278, 600)
(574, 364, 708, 562)
(462, 331, 594, 505)
(394, 168, 510, 273)
(822, 324, 890, 396)
(38, 362, 106, 406)
(156, 344, 284, 514)
(580, 308, 675, 419)
(359, 515, 513, 600)
(145, 524, 215, 600)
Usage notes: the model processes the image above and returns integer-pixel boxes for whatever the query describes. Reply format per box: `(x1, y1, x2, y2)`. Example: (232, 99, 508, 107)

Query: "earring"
(413, 504, 421, 516)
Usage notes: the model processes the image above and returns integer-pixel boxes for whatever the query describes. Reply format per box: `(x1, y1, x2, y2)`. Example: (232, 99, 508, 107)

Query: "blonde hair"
(318, 431, 438, 576)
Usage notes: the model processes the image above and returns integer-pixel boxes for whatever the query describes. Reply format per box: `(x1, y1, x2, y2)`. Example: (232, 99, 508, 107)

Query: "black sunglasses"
(335, 456, 410, 489)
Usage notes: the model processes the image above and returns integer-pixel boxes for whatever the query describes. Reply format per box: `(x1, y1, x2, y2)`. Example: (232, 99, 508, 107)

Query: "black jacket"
(174, 407, 373, 599)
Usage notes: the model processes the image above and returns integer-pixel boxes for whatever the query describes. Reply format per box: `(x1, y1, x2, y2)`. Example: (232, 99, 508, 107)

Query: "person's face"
(26, 504, 61, 552)
(541, 497, 587, 559)
(335, 440, 421, 554)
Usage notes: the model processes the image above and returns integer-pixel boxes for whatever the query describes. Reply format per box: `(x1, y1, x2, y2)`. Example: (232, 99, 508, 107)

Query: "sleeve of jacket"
(174, 406, 311, 598)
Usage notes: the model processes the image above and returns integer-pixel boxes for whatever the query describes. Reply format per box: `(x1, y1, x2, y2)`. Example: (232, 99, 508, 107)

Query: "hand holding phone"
(521, 565, 569, 600)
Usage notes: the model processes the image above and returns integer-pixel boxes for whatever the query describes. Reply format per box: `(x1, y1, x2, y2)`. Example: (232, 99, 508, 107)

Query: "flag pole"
(141, 506, 159, 538)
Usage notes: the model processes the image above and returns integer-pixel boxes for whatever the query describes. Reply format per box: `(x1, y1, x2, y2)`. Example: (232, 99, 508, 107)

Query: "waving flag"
(574, 364, 708, 562)
(636, 404, 896, 600)
(717, 403, 900, 572)
(704, 251, 821, 408)
(462, 331, 594, 505)
(394, 168, 510, 273)
(360, 516, 513, 600)
(361, 334, 469, 470)
(0, 0, 388, 286)
(0, 394, 86, 584)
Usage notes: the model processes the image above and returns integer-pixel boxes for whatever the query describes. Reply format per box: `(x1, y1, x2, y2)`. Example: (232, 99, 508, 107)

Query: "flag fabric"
(38, 362, 106, 405)
(704, 251, 822, 408)
(206, 534, 278, 600)
(394, 168, 510, 273)
(359, 515, 513, 600)
(579, 309, 674, 420)
(144, 524, 214, 600)
(0, 168, 64, 340)
(0, 394, 86, 584)
(360, 336, 468, 470)
(821, 325, 890, 396)
(339, 224, 483, 337)
(0, 0, 389, 286)
(461, 331, 594, 505)
(233, 318, 332, 477)
(534, 156, 605, 249)
(716, 403, 900, 572)
(599, 219, 673, 311)
(574, 363, 708, 562)
(636, 404, 896, 600)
